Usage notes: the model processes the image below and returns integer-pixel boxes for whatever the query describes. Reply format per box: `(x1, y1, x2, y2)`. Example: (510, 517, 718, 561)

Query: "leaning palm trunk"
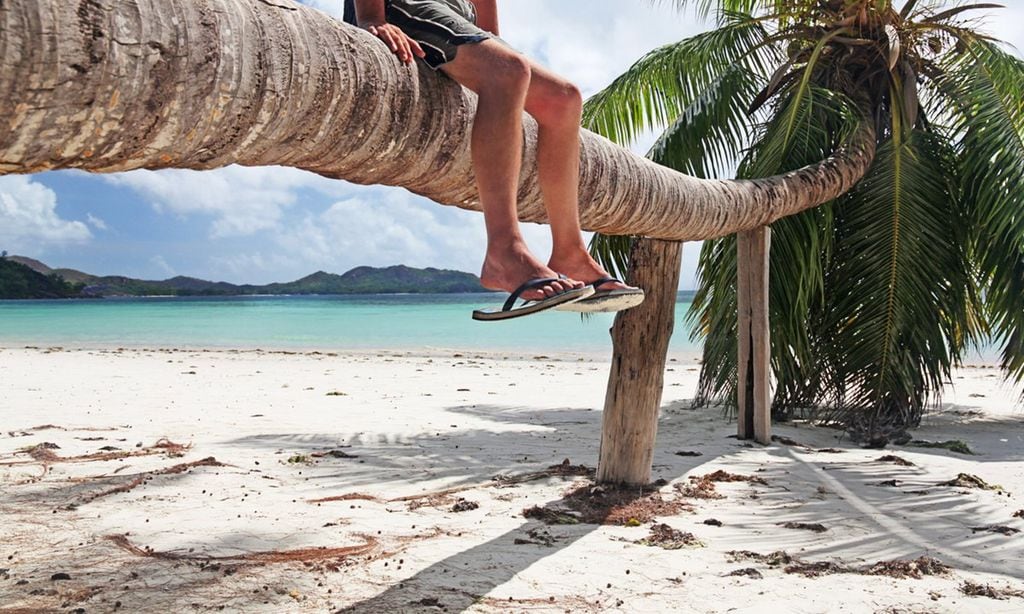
(0, 0, 875, 241)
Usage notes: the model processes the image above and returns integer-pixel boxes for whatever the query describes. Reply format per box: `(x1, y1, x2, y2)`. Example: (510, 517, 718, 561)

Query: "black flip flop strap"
(503, 277, 561, 312)
(590, 277, 622, 290)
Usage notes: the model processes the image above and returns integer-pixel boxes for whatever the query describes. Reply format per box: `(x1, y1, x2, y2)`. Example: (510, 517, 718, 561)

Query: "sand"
(0, 345, 1022, 613)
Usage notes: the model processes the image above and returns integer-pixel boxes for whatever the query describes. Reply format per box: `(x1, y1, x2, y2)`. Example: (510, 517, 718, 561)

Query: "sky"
(1, 1, 1022, 287)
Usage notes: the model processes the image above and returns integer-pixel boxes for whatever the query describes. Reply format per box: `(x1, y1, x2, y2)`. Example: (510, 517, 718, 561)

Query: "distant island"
(0, 254, 486, 299)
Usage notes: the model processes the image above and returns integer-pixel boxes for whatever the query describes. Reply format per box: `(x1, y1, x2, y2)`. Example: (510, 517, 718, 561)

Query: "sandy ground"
(0, 345, 1022, 613)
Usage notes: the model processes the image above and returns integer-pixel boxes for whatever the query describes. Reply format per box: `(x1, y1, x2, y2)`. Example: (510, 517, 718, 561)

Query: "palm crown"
(583, 0, 1024, 442)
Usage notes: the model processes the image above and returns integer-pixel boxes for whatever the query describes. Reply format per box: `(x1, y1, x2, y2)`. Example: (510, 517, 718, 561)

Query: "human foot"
(548, 248, 645, 313)
(547, 250, 636, 292)
(480, 243, 584, 301)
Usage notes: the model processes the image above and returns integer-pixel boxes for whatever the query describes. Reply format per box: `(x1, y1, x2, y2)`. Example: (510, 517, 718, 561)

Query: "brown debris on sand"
(727, 550, 793, 566)
(493, 458, 596, 487)
(311, 449, 358, 459)
(960, 580, 1024, 600)
(450, 498, 479, 513)
(523, 505, 580, 525)
(677, 470, 766, 500)
(938, 473, 1007, 494)
(771, 435, 804, 447)
(676, 476, 724, 500)
(786, 557, 951, 579)
(785, 561, 846, 577)
(726, 568, 763, 579)
(633, 523, 703, 550)
(971, 525, 1020, 536)
(700, 470, 767, 485)
(308, 493, 383, 504)
(372, 459, 596, 511)
(862, 557, 952, 579)
(1013, 509, 1024, 519)
(779, 522, 828, 533)
(877, 455, 915, 466)
(524, 482, 690, 526)
(105, 533, 378, 564)
(78, 457, 226, 505)
(514, 527, 558, 547)
(3, 438, 191, 467)
(727, 551, 950, 580)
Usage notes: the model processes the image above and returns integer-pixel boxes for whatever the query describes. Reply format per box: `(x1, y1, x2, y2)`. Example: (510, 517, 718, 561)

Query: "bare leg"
(524, 61, 632, 291)
(440, 40, 581, 300)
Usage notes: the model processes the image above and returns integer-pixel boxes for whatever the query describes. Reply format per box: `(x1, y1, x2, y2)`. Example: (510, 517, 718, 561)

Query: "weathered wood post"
(736, 227, 772, 444)
(597, 238, 683, 485)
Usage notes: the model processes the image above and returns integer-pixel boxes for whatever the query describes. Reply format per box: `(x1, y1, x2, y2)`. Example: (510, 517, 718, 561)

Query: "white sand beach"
(1, 346, 1022, 612)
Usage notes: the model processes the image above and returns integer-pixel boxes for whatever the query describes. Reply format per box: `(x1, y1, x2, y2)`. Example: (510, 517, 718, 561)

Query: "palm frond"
(690, 82, 863, 414)
(582, 12, 776, 146)
(944, 40, 1024, 383)
(819, 130, 972, 438)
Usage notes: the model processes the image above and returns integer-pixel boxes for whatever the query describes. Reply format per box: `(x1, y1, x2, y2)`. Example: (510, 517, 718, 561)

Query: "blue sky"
(1, 1, 1022, 286)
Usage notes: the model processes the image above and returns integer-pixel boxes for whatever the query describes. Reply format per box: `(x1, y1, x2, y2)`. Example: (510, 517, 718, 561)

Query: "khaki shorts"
(385, 0, 494, 69)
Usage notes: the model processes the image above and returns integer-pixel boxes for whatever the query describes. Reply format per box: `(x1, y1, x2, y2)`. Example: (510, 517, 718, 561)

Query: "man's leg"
(524, 61, 631, 291)
(440, 40, 581, 300)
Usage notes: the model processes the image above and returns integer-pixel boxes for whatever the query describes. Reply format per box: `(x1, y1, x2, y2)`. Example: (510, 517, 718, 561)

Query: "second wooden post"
(736, 226, 772, 444)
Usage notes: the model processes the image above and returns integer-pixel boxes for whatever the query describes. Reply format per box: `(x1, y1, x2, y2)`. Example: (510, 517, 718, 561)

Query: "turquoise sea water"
(0, 294, 703, 358)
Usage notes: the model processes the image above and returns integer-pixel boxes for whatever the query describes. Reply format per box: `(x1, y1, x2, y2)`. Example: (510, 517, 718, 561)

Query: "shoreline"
(0, 341, 1005, 369)
(0, 341, 699, 364)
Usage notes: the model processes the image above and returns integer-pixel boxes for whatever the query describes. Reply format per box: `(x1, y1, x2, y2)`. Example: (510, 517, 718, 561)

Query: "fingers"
(396, 34, 414, 64)
(408, 37, 426, 59)
(369, 24, 420, 65)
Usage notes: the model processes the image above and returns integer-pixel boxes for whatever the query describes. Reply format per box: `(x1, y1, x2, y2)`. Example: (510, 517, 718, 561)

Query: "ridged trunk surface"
(0, 0, 875, 241)
(598, 238, 683, 485)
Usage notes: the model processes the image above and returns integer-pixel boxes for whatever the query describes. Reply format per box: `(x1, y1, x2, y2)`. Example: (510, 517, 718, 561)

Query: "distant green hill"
(0, 256, 485, 299)
(0, 257, 84, 299)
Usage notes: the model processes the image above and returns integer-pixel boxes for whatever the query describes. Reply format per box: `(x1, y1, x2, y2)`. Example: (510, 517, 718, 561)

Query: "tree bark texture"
(0, 0, 876, 241)
(736, 227, 772, 445)
(597, 238, 682, 485)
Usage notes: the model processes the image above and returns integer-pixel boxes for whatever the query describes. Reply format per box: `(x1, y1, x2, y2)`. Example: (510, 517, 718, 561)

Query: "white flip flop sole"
(555, 290, 646, 313)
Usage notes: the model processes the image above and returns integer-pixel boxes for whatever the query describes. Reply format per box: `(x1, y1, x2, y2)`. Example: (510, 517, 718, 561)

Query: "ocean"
(0, 293, 703, 358)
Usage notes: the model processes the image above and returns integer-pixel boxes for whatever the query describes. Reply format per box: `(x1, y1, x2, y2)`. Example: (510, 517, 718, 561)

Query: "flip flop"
(472, 277, 595, 321)
(554, 277, 645, 313)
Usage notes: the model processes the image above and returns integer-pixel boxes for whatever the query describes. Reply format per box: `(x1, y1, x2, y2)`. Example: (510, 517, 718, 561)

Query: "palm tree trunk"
(0, 0, 875, 241)
(598, 238, 682, 484)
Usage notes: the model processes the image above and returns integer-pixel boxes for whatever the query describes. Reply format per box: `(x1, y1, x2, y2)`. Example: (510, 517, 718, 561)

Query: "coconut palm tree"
(584, 0, 1024, 442)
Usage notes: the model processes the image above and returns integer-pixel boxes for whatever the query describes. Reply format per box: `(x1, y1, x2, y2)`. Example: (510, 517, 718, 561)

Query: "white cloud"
(85, 212, 108, 231)
(102, 165, 351, 238)
(274, 190, 487, 274)
(150, 255, 176, 278)
(296, 0, 343, 18)
(0, 176, 92, 252)
(499, 1, 707, 96)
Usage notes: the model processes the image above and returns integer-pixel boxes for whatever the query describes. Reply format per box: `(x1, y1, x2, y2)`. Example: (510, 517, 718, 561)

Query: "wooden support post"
(597, 238, 683, 485)
(736, 226, 772, 445)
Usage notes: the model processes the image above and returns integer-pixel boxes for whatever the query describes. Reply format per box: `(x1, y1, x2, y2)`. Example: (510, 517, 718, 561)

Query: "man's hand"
(363, 22, 425, 65)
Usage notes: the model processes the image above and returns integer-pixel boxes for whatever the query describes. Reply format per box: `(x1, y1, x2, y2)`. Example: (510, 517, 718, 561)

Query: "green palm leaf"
(582, 12, 775, 147)
(690, 83, 862, 414)
(946, 41, 1024, 383)
(584, 30, 770, 278)
(819, 130, 972, 438)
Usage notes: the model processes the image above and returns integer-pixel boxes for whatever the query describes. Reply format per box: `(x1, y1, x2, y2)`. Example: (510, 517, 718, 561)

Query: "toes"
(554, 277, 583, 291)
